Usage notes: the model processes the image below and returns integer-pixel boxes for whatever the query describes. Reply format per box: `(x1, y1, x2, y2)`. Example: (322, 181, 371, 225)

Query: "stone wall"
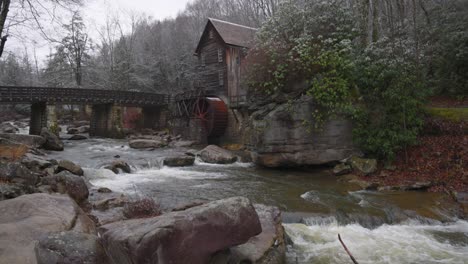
(246, 96, 356, 167)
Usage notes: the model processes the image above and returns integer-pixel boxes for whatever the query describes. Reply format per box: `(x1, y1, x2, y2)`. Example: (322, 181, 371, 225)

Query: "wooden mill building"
(172, 18, 257, 144)
(194, 18, 257, 108)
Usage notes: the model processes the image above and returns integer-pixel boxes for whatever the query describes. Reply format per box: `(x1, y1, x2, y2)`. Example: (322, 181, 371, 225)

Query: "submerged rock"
(99, 197, 262, 264)
(35, 231, 109, 264)
(56, 160, 84, 176)
(198, 145, 238, 164)
(0, 193, 95, 264)
(41, 128, 64, 151)
(129, 139, 165, 149)
(163, 155, 195, 167)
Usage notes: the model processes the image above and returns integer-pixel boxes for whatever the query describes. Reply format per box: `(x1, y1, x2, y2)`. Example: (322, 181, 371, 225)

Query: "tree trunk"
(0, 0, 11, 58)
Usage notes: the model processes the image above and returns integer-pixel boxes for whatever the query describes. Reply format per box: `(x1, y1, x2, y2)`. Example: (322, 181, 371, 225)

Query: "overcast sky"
(5, 0, 193, 64)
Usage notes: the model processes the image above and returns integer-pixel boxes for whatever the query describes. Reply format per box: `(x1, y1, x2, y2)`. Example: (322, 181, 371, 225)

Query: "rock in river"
(198, 145, 238, 164)
(129, 139, 165, 149)
(56, 159, 84, 176)
(0, 193, 96, 264)
(104, 160, 132, 174)
(41, 128, 64, 151)
(99, 196, 262, 264)
(163, 155, 195, 167)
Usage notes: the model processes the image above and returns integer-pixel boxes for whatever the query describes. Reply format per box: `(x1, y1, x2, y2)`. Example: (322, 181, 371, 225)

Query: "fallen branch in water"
(338, 234, 359, 264)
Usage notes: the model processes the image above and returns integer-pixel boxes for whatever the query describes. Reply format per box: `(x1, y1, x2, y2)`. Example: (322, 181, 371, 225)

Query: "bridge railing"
(0, 86, 170, 106)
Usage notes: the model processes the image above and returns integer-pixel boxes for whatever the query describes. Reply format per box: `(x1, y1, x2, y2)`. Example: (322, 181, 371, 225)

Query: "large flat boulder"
(0, 133, 45, 148)
(248, 98, 355, 167)
(199, 145, 238, 164)
(99, 196, 262, 264)
(0, 193, 96, 264)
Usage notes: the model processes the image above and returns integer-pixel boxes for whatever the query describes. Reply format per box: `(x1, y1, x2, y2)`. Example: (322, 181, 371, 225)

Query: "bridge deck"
(0, 86, 170, 107)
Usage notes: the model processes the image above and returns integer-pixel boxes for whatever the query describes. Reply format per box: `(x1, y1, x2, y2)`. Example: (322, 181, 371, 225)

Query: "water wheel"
(193, 97, 228, 138)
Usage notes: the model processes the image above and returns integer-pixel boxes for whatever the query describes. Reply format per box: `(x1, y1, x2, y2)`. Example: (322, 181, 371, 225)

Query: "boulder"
(333, 163, 352, 176)
(35, 231, 109, 264)
(56, 160, 84, 176)
(212, 204, 286, 264)
(248, 98, 355, 167)
(41, 128, 64, 151)
(103, 160, 132, 174)
(68, 135, 88, 140)
(0, 183, 36, 201)
(99, 197, 262, 264)
(0, 193, 95, 264)
(170, 140, 196, 148)
(0, 161, 38, 186)
(163, 155, 195, 167)
(129, 139, 165, 149)
(21, 153, 54, 172)
(348, 156, 378, 175)
(0, 133, 45, 148)
(0, 137, 29, 161)
(0, 122, 19, 133)
(41, 171, 89, 205)
(198, 145, 238, 164)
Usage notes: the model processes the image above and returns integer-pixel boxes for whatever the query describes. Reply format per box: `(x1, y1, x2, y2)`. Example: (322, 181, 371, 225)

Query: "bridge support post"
(142, 106, 163, 130)
(47, 104, 59, 135)
(29, 102, 47, 135)
(90, 104, 124, 138)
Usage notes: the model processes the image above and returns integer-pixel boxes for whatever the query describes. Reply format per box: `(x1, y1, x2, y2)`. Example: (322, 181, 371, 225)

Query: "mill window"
(218, 48, 223, 62)
(219, 70, 224, 86)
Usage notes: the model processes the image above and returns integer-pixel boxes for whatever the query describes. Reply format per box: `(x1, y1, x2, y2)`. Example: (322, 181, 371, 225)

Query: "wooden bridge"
(0, 86, 170, 106)
(0, 86, 170, 137)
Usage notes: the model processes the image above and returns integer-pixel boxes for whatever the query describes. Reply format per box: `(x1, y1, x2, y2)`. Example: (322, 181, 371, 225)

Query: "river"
(46, 136, 468, 264)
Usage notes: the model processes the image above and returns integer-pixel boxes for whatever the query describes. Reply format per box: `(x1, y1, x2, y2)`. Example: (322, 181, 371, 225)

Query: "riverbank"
(1, 119, 468, 263)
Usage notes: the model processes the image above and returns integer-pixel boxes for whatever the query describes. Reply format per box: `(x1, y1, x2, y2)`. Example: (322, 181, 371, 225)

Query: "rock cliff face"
(247, 97, 355, 167)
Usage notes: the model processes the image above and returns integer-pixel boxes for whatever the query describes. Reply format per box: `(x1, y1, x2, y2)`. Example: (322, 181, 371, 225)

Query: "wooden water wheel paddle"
(193, 97, 228, 138)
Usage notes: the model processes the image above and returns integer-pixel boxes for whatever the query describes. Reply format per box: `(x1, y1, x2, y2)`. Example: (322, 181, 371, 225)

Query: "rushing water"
(46, 136, 468, 264)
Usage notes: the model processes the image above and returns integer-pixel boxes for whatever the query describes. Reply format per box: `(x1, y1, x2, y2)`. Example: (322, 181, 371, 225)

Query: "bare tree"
(0, 0, 83, 58)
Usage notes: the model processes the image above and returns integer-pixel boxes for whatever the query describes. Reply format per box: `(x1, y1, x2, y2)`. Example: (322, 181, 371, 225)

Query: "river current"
(46, 136, 468, 264)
